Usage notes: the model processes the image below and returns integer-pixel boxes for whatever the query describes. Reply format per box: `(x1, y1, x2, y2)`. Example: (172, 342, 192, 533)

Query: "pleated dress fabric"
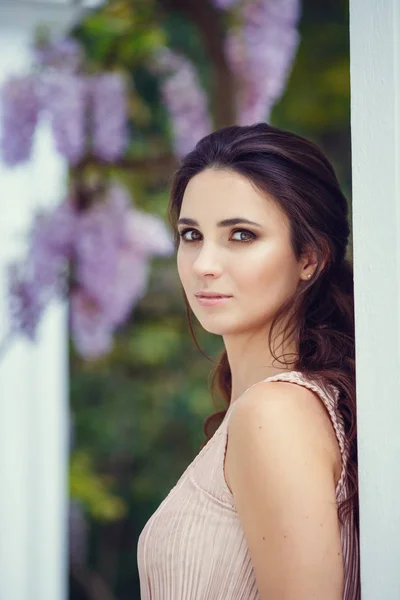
(137, 370, 360, 599)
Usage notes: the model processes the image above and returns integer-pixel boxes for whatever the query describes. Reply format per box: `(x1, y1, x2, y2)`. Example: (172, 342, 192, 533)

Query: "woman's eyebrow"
(177, 217, 262, 228)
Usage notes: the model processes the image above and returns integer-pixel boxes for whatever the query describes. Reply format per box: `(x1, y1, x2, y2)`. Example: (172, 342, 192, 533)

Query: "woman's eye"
(231, 229, 256, 242)
(179, 228, 201, 242)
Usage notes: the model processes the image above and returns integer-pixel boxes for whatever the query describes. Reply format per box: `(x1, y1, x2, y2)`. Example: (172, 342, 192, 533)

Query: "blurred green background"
(68, 0, 351, 597)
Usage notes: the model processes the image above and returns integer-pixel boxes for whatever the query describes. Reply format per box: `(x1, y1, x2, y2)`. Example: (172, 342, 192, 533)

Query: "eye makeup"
(178, 227, 257, 243)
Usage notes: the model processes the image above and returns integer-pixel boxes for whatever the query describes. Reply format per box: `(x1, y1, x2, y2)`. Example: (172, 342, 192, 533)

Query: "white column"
(349, 0, 400, 598)
(0, 27, 69, 600)
(0, 4, 106, 597)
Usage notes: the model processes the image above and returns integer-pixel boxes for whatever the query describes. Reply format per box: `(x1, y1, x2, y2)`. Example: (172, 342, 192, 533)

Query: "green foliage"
(271, 0, 351, 189)
(70, 451, 127, 521)
(74, 0, 166, 70)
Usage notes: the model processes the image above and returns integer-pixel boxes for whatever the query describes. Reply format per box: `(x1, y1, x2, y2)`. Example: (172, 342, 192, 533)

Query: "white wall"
(350, 0, 400, 597)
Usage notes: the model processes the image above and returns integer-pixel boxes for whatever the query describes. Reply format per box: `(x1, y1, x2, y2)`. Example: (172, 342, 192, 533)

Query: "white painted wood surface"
(350, 0, 400, 597)
(0, 26, 70, 600)
(0, 2, 104, 598)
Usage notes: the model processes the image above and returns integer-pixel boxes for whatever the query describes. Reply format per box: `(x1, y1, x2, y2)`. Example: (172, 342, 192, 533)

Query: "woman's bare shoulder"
(224, 380, 344, 599)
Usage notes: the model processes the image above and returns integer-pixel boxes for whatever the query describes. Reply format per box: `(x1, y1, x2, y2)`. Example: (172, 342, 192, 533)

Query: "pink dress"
(137, 370, 360, 599)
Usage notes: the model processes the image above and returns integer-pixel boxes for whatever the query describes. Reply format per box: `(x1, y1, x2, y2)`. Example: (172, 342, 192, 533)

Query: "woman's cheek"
(235, 251, 271, 286)
(176, 247, 184, 276)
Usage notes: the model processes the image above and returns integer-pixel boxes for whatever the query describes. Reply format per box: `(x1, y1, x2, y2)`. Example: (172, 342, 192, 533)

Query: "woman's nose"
(192, 243, 223, 278)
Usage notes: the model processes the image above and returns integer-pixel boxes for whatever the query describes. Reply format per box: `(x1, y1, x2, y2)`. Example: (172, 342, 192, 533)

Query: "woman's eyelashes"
(178, 228, 257, 243)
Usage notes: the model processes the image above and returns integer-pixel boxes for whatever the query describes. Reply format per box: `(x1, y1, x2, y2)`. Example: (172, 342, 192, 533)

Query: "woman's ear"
(300, 247, 317, 276)
(300, 245, 327, 280)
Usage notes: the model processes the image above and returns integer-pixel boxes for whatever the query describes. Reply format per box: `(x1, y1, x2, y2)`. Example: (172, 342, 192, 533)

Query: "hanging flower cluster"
(223, 0, 301, 124)
(8, 182, 174, 359)
(89, 73, 128, 162)
(1, 75, 40, 165)
(151, 47, 213, 158)
(0, 38, 128, 167)
(34, 37, 84, 73)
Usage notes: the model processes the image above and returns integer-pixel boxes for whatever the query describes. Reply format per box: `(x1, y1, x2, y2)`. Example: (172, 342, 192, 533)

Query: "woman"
(137, 123, 360, 599)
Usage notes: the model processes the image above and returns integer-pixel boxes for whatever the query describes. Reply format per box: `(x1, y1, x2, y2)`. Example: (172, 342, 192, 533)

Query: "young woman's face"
(176, 168, 305, 337)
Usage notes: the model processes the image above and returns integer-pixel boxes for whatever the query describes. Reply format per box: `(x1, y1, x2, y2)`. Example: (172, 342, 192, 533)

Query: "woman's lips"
(195, 295, 232, 307)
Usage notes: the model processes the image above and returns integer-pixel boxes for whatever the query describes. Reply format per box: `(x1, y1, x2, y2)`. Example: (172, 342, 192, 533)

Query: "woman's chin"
(196, 317, 239, 336)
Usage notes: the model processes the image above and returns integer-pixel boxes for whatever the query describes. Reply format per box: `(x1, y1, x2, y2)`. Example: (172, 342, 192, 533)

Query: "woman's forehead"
(181, 168, 288, 228)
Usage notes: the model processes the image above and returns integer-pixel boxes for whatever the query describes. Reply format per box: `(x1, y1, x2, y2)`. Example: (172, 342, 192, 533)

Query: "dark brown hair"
(168, 122, 358, 552)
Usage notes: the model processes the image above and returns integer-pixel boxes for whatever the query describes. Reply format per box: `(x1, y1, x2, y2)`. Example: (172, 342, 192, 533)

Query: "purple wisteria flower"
(152, 48, 212, 157)
(40, 72, 87, 164)
(211, 0, 240, 8)
(74, 183, 173, 329)
(227, 0, 301, 124)
(0, 75, 40, 166)
(89, 73, 128, 162)
(70, 195, 151, 359)
(7, 261, 46, 341)
(1, 38, 132, 169)
(71, 246, 149, 360)
(70, 290, 114, 359)
(74, 185, 130, 312)
(7, 181, 173, 360)
(30, 199, 77, 291)
(104, 250, 149, 327)
(34, 38, 83, 74)
(7, 197, 78, 339)
(124, 208, 174, 258)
